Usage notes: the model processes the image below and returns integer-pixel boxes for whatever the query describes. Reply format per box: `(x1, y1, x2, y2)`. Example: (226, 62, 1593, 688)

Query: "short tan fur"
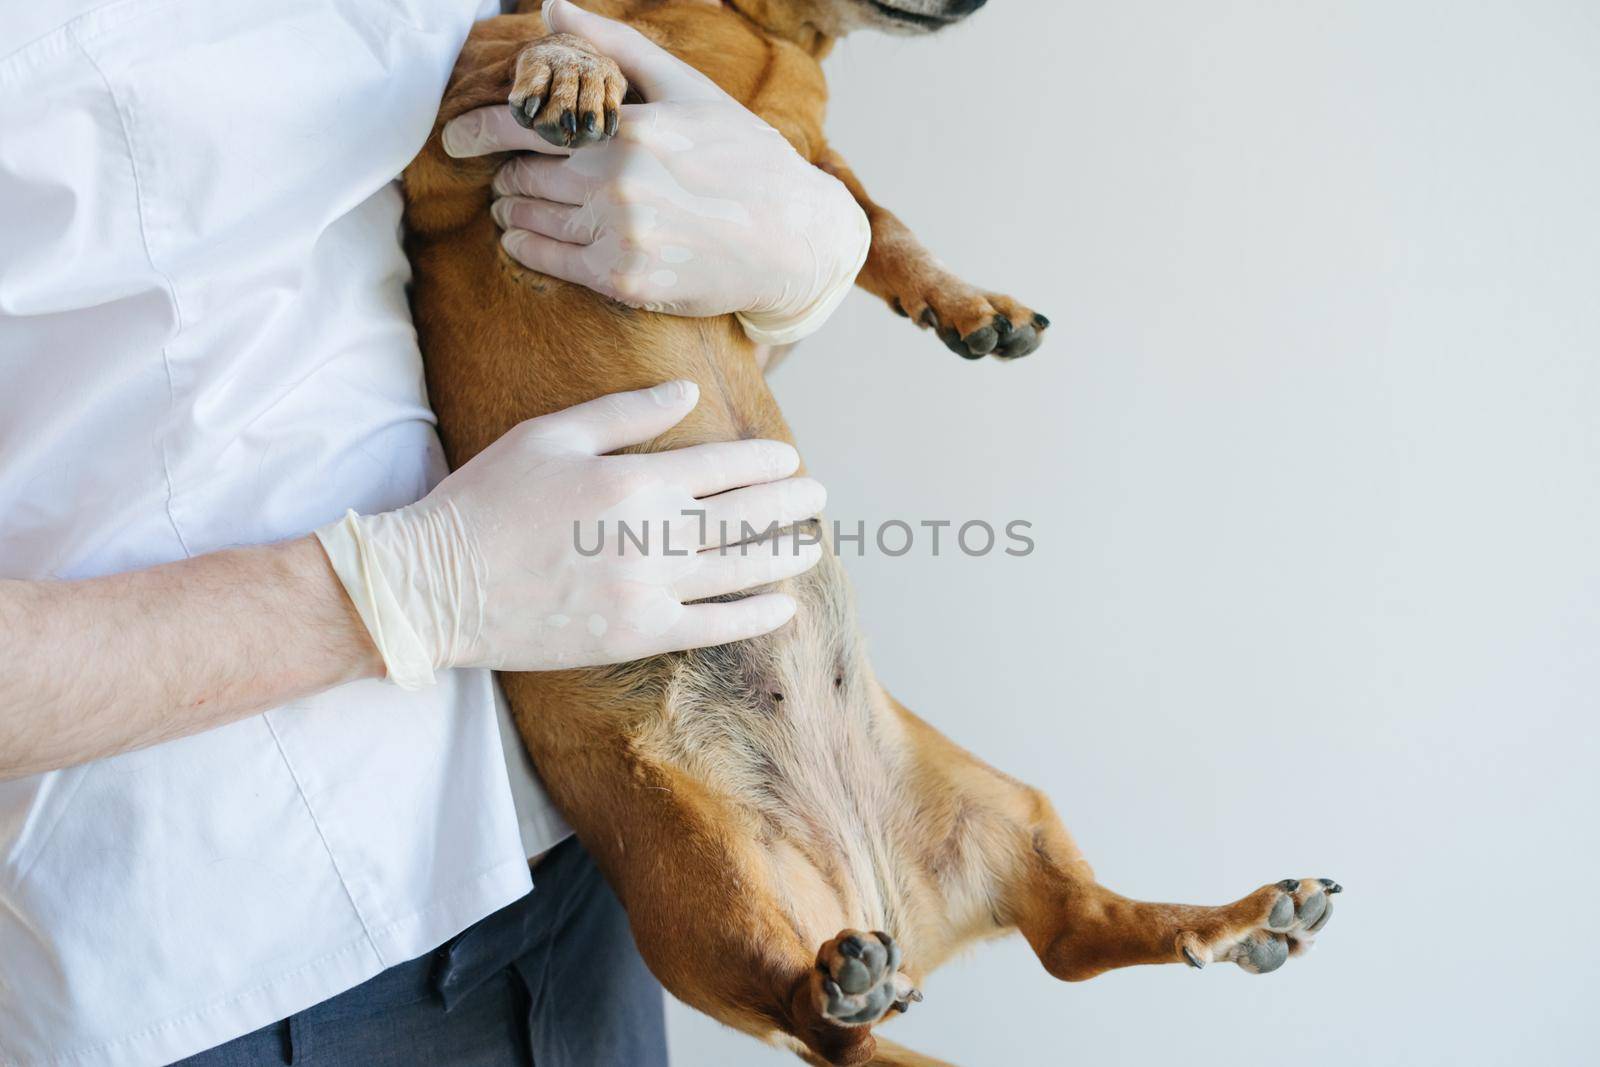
(401, 3, 1337, 1062)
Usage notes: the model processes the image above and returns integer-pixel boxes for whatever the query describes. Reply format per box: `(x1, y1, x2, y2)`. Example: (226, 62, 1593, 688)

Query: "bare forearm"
(0, 537, 382, 780)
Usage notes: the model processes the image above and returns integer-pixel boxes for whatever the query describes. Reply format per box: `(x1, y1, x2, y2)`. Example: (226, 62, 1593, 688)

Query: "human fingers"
(522, 380, 699, 454)
(672, 530, 822, 602)
(442, 105, 578, 159)
(632, 438, 800, 498)
(688, 477, 826, 550)
(492, 153, 595, 204)
(654, 592, 798, 652)
(491, 197, 597, 244)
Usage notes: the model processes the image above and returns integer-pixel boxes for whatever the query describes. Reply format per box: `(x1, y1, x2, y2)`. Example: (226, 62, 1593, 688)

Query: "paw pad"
(1183, 877, 1342, 976)
(814, 930, 909, 1026)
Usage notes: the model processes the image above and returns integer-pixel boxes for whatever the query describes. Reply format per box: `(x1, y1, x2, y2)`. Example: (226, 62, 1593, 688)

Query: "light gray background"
(665, 1, 1599, 1064)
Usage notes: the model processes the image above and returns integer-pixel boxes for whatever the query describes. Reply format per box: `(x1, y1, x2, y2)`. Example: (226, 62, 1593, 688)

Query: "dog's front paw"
(811, 930, 919, 1026)
(913, 297, 1049, 361)
(510, 33, 627, 148)
(877, 247, 1049, 360)
(1178, 877, 1341, 974)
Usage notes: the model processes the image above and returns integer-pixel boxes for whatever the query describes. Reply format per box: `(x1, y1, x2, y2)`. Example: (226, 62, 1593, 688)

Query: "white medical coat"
(0, 2, 569, 1063)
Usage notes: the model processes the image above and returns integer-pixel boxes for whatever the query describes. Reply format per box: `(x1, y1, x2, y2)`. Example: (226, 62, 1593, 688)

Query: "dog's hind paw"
(811, 930, 917, 1026)
(510, 33, 627, 148)
(1177, 877, 1341, 974)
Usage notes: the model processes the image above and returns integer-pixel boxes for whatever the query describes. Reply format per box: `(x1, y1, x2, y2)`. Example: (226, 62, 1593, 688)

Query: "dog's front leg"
(817, 148, 1051, 361)
(404, 14, 626, 237)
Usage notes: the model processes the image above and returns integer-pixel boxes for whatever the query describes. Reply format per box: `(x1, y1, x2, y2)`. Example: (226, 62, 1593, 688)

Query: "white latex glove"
(316, 381, 824, 683)
(441, 0, 871, 346)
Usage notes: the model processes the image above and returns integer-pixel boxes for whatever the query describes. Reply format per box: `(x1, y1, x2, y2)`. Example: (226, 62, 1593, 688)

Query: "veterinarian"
(0, 1, 869, 1063)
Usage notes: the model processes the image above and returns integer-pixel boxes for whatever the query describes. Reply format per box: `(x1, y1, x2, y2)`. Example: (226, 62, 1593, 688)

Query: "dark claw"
(823, 978, 841, 998)
(1032, 312, 1051, 329)
(890, 298, 909, 318)
(1321, 879, 1342, 894)
(560, 110, 578, 136)
(534, 120, 568, 149)
(1182, 946, 1204, 969)
(570, 115, 605, 147)
(892, 987, 923, 1015)
(992, 313, 1014, 336)
(604, 109, 620, 137)
(1277, 878, 1300, 891)
(920, 307, 940, 329)
(514, 96, 543, 129)
(838, 936, 864, 959)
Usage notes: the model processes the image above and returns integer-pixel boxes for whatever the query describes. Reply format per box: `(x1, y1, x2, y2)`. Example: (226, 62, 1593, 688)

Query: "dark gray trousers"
(176, 838, 667, 1067)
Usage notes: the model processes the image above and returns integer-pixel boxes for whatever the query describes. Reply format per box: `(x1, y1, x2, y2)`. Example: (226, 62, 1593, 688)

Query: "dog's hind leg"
(630, 849, 903, 1064)
(995, 791, 1342, 980)
(520, 725, 914, 1066)
(796, 1037, 954, 1067)
(882, 693, 1340, 982)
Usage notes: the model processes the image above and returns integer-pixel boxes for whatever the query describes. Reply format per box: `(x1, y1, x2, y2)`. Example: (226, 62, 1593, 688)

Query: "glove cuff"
(736, 201, 871, 347)
(314, 509, 438, 691)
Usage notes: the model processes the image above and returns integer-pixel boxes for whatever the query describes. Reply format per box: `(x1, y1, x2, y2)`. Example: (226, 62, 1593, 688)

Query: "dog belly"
(406, 205, 900, 930)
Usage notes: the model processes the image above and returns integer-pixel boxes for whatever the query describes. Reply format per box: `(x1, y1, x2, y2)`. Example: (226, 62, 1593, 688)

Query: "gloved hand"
(316, 381, 824, 684)
(441, 0, 871, 346)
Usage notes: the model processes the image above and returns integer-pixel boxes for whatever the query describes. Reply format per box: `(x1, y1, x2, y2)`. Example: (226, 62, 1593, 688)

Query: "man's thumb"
(541, 0, 721, 103)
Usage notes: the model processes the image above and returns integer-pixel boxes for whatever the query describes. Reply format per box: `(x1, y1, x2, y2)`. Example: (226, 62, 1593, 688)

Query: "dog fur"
(400, 2, 1338, 1063)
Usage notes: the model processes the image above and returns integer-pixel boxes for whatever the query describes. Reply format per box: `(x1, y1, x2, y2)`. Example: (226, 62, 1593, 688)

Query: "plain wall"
(666, 1, 1599, 1063)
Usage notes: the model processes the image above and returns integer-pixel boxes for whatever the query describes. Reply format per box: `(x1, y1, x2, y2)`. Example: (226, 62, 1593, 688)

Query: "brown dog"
(401, 2, 1339, 1063)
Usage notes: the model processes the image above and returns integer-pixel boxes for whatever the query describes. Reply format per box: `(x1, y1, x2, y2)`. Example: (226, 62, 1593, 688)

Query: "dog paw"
(510, 33, 627, 148)
(1177, 878, 1341, 974)
(887, 276, 1048, 361)
(812, 930, 918, 1026)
